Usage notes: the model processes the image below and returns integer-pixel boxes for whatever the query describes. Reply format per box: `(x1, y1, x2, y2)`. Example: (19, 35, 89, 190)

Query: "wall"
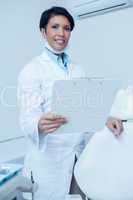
(68, 7, 133, 86)
(1, 1, 133, 162)
(0, 0, 58, 163)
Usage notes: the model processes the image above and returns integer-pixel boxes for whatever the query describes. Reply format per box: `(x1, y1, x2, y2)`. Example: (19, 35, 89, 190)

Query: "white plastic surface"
(74, 86, 133, 200)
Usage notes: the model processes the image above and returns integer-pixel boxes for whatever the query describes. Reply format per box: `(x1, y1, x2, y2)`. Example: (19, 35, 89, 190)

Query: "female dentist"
(17, 6, 123, 200)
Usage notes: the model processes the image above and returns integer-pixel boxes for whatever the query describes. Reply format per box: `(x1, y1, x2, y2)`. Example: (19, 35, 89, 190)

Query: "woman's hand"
(106, 117, 123, 137)
(38, 112, 67, 134)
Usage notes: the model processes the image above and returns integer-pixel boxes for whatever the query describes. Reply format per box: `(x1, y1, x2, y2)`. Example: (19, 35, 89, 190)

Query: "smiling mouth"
(55, 39, 65, 45)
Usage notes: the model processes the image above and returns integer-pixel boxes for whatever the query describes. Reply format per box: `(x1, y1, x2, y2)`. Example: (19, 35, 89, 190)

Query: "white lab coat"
(18, 50, 87, 200)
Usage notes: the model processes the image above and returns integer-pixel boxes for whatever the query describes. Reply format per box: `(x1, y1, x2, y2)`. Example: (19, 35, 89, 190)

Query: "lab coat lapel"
(40, 51, 74, 80)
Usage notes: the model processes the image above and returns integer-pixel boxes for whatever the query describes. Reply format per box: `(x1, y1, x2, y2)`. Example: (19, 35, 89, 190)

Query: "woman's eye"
(52, 25, 58, 29)
(64, 27, 71, 32)
(51, 25, 71, 32)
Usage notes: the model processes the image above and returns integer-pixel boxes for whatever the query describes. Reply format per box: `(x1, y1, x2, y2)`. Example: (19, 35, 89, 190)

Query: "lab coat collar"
(41, 40, 71, 61)
(40, 48, 71, 64)
(41, 50, 51, 62)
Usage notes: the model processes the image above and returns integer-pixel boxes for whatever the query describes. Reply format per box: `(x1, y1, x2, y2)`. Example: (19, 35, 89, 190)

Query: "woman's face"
(42, 15, 71, 51)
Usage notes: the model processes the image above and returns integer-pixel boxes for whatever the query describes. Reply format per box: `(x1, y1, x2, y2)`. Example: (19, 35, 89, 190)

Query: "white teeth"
(56, 39, 65, 44)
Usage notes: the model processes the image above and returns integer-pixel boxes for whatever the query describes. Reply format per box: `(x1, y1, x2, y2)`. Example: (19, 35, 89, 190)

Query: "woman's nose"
(58, 27, 64, 36)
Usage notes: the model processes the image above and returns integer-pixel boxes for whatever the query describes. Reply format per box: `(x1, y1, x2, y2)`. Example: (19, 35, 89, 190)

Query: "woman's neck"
(44, 40, 66, 54)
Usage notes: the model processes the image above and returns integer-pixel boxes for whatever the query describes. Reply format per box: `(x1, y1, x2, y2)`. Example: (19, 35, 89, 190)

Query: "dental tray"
(0, 163, 23, 185)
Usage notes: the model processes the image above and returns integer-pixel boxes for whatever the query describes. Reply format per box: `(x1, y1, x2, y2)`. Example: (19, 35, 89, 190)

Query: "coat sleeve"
(17, 62, 45, 148)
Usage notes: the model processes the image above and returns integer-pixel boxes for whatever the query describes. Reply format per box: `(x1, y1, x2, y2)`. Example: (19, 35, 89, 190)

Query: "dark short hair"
(39, 6, 75, 31)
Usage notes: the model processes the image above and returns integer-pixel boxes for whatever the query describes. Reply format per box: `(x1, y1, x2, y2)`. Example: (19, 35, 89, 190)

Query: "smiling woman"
(17, 6, 87, 200)
(41, 15, 71, 51)
(39, 6, 74, 53)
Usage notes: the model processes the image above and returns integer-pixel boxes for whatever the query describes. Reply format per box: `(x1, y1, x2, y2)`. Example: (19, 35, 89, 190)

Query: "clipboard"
(51, 78, 121, 134)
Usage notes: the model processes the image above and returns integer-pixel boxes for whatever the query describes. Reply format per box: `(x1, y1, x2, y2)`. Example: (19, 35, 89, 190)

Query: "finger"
(44, 113, 67, 121)
(113, 121, 122, 136)
(43, 123, 61, 132)
(40, 118, 67, 126)
(119, 120, 124, 133)
(44, 124, 61, 133)
(107, 121, 119, 135)
(106, 118, 123, 137)
(116, 120, 124, 133)
(111, 125, 119, 134)
(46, 127, 60, 133)
(106, 121, 116, 133)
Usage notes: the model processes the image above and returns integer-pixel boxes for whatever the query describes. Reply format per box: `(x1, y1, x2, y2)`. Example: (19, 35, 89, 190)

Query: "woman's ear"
(41, 28, 46, 38)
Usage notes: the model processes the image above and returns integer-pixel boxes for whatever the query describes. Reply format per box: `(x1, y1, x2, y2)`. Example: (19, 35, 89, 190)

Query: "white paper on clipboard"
(51, 78, 121, 134)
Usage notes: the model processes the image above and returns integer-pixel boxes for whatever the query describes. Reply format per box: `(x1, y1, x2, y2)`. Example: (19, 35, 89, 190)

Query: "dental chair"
(74, 125, 133, 200)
